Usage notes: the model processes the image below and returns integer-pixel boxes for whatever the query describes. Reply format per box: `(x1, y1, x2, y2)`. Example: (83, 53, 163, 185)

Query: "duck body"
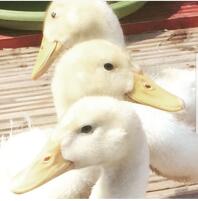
(133, 103, 197, 182)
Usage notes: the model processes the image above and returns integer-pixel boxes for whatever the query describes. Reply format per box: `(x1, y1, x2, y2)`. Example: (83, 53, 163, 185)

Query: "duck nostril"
(43, 155, 51, 162)
(144, 83, 152, 89)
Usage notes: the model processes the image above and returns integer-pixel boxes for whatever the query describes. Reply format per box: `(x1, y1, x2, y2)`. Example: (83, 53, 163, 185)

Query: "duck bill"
(11, 139, 73, 194)
(126, 73, 184, 112)
(32, 38, 62, 80)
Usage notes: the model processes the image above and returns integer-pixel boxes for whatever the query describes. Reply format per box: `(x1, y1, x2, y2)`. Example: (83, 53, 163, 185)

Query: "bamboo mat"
(0, 27, 197, 198)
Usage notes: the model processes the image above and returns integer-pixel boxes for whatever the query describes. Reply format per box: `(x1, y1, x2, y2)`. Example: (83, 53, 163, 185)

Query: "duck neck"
(90, 141, 149, 198)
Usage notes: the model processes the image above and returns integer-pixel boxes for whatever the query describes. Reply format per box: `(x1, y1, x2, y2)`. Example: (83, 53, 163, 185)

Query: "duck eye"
(81, 125, 93, 134)
(144, 83, 152, 89)
(104, 63, 114, 71)
(51, 12, 56, 18)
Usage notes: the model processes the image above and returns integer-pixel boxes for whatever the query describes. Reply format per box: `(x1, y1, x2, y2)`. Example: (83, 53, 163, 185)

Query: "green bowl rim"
(0, 1, 145, 22)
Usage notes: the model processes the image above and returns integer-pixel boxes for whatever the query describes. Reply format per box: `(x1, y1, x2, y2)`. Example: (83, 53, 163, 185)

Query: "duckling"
(32, 0, 125, 79)
(50, 39, 196, 182)
(52, 39, 183, 119)
(11, 96, 150, 198)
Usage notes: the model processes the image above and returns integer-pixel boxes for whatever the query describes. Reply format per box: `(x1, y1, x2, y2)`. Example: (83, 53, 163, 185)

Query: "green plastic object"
(0, 1, 49, 31)
(111, 1, 146, 19)
(0, 1, 146, 31)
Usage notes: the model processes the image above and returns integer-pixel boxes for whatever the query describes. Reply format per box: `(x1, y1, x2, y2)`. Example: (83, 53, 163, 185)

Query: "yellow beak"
(32, 37, 184, 112)
(126, 72, 184, 112)
(11, 138, 73, 194)
(32, 37, 62, 80)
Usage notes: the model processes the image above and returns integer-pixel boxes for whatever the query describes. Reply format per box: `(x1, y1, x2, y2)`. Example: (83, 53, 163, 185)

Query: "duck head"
(32, 0, 124, 79)
(51, 39, 184, 115)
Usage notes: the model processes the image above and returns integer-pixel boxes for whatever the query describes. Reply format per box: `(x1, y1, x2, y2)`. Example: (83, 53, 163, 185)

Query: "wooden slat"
(0, 33, 42, 49)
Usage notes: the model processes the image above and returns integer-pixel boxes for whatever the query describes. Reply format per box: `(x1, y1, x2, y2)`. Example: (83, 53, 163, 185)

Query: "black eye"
(51, 12, 56, 18)
(81, 125, 93, 134)
(104, 63, 114, 71)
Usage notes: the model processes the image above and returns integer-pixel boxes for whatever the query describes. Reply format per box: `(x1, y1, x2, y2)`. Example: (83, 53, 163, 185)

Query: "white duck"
(11, 96, 150, 198)
(51, 39, 183, 119)
(49, 39, 196, 182)
(32, 0, 125, 79)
